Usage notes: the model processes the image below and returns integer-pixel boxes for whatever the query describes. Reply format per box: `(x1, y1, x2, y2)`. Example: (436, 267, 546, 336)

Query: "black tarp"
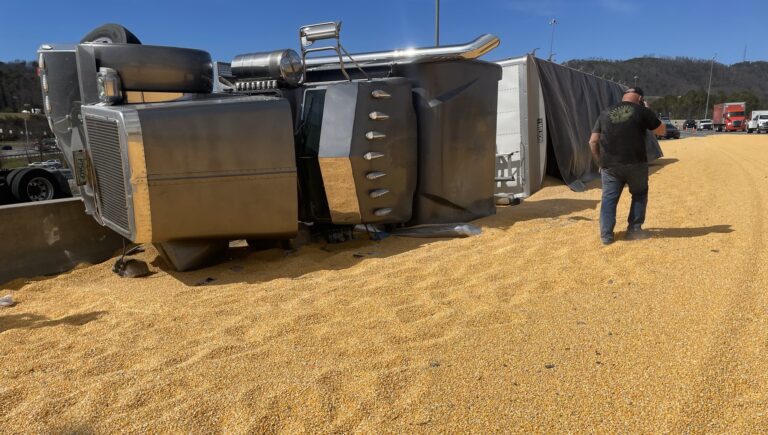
(534, 58, 663, 192)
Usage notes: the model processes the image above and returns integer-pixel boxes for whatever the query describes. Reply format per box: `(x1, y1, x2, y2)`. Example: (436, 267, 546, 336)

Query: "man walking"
(589, 87, 666, 245)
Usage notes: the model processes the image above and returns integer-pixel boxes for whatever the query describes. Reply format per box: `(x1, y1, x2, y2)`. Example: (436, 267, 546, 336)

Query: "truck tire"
(5, 168, 25, 188)
(91, 44, 213, 94)
(10, 168, 64, 202)
(80, 23, 142, 44)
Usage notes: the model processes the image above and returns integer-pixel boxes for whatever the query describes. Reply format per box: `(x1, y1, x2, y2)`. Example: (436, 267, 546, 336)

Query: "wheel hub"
(27, 177, 55, 201)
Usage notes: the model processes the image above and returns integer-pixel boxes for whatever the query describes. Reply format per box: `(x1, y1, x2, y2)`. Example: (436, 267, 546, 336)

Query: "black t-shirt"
(592, 102, 661, 168)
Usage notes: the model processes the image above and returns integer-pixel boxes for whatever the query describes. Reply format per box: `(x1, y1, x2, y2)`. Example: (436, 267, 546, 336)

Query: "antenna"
(743, 45, 747, 62)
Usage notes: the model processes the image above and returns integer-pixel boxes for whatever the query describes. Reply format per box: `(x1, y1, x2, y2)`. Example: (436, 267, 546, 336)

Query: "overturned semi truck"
(38, 23, 502, 271)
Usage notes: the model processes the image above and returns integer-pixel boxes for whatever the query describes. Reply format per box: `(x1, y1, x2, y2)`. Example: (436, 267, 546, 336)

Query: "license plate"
(73, 150, 87, 186)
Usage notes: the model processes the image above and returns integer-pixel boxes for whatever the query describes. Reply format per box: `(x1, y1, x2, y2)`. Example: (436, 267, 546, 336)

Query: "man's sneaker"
(625, 227, 652, 240)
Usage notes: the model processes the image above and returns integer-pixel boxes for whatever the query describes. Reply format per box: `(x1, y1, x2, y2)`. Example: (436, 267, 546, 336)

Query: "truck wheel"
(90, 44, 213, 94)
(10, 168, 62, 202)
(5, 168, 25, 188)
(80, 23, 142, 44)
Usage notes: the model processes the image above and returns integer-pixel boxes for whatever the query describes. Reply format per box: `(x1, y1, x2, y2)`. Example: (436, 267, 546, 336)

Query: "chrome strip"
(122, 109, 153, 243)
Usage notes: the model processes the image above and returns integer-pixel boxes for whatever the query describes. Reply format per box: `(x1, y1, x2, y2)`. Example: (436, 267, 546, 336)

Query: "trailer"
(494, 55, 547, 202)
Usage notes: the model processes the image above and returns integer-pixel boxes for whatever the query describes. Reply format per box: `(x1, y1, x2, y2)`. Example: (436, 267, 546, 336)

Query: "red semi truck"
(712, 102, 746, 132)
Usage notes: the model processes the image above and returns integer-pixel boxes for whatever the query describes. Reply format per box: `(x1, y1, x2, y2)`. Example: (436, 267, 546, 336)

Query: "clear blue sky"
(1, 0, 764, 65)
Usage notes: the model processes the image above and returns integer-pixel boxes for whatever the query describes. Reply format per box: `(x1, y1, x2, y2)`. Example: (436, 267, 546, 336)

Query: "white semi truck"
(746, 110, 768, 134)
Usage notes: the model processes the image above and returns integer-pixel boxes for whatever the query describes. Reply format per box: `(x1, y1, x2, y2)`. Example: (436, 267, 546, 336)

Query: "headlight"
(96, 67, 123, 105)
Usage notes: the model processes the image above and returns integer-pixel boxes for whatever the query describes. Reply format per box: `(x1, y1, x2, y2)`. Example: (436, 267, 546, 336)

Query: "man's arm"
(652, 121, 666, 136)
(644, 101, 666, 136)
(589, 132, 601, 165)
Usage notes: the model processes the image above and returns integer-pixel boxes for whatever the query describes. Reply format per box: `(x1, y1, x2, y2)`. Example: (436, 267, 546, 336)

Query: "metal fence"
(0, 151, 67, 169)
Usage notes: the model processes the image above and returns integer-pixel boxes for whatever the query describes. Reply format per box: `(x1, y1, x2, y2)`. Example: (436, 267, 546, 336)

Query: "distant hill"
(563, 57, 768, 119)
(0, 61, 42, 113)
(3, 56, 766, 120)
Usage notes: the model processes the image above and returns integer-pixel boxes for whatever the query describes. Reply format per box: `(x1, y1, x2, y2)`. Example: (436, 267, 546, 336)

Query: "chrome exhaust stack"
(304, 33, 500, 69)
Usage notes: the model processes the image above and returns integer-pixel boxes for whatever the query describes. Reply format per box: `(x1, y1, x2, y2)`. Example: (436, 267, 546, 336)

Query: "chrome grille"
(85, 116, 131, 234)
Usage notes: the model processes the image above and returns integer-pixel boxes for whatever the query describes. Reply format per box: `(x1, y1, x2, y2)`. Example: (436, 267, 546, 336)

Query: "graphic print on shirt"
(609, 105, 634, 124)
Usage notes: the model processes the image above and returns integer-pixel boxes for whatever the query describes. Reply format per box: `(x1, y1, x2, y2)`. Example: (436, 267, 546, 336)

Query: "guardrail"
(0, 198, 125, 285)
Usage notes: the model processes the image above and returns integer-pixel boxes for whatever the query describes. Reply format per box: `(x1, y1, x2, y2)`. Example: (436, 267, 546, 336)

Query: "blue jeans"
(600, 163, 649, 239)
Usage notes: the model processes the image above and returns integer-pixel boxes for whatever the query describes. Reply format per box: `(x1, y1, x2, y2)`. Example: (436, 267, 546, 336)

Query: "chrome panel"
(318, 157, 362, 224)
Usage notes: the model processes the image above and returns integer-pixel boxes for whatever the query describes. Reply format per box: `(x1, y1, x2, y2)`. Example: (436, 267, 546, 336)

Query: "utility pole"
(704, 53, 716, 119)
(23, 114, 33, 164)
(435, 0, 440, 47)
(633, 75, 639, 87)
(548, 19, 558, 62)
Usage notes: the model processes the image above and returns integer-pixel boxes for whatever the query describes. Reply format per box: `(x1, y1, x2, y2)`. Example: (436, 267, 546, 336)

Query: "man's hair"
(623, 87, 645, 97)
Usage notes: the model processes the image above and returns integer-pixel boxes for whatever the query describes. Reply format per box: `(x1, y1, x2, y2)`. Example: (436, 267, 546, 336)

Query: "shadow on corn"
(0, 311, 107, 333)
(620, 224, 734, 239)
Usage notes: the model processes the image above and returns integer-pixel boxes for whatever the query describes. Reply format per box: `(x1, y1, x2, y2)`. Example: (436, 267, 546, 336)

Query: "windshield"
(700, 119, 711, 123)
(727, 111, 745, 117)
(759, 115, 768, 120)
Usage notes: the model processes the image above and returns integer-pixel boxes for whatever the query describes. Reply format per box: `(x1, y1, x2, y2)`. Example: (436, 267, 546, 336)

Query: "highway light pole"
(548, 19, 558, 61)
(704, 53, 716, 119)
(435, 0, 440, 47)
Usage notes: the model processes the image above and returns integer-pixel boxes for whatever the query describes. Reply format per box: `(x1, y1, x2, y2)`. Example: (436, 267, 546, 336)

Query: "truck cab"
(712, 102, 746, 132)
(723, 110, 746, 132)
(746, 111, 768, 133)
(37, 23, 502, 271)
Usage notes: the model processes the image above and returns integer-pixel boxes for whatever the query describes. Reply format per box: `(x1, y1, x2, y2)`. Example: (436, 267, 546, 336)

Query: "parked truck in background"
(712, 102, 746, 132)
(746, 110, 768, 134)
(0, 167, 72, 205)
